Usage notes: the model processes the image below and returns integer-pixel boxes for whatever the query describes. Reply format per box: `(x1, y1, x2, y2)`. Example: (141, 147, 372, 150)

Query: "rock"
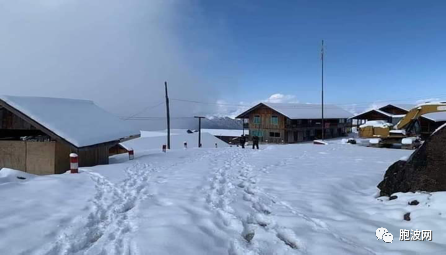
(404, 212, 411, 221)
(378, 124, 446, 196)
(16, 176, 26, 180)
(389, 195, 398, 200)
(347, 138, 357, 144)
(408, 200, 419, 206)
(243, 232, 254, 243)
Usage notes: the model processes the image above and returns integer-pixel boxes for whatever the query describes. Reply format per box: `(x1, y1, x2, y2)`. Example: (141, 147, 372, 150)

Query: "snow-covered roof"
(379, 104, 415, 112)
(350, 109, 392, 119)
(423, 112, 446, 122)
(237, 103, 353, 119)
(0, 95, 140, 147)
(359, 120, 392, 128)
(202, 129, 248, 137)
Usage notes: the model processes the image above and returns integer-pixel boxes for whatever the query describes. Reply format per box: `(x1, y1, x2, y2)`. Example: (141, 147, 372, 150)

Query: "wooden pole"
(165, 81, 171, 149)
(321, 40, 325, 140)
(195, 116, 205, 147)
(242, 118, 245, 136)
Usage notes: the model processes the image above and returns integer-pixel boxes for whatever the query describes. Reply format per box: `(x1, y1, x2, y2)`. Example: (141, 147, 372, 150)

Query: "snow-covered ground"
(201, 129, 248, 137)
(1, 140, 446, 254)
(124, 129, 229, 151)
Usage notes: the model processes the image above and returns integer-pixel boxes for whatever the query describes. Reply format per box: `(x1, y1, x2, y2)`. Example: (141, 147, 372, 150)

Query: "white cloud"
(213, 93, 300, 118)
(0, 0, 227, 130)
(264, 93, 299, 104)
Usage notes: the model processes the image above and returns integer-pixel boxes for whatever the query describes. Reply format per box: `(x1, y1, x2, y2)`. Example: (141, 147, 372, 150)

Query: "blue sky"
(1, 0, 445, 121)
(181, 0, 446, 113)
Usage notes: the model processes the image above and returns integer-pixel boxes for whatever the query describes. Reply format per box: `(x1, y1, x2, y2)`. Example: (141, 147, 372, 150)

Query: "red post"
(162, 144, 167, 153)
(70, 153, 78, 174)
(128, 149, 134, 160)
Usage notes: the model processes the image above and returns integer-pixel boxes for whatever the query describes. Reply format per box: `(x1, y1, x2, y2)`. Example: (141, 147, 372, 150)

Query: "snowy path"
(2, 143, 446, 254)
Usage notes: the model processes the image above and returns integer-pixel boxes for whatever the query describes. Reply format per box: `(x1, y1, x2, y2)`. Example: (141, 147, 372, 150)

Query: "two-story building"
(236, 103, 353, 143)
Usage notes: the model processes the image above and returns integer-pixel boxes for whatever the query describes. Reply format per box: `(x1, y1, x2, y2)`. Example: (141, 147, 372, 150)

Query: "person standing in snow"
(239, 135, 246, 149)
(252, 135, 259, 150)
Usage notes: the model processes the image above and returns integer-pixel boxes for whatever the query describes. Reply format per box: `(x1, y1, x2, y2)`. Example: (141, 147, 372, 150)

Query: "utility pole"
(165, 81, 171, 149)
(194, 116, 205, 147)
(321, 40, 325, 140)
(242, 118, 245, 136)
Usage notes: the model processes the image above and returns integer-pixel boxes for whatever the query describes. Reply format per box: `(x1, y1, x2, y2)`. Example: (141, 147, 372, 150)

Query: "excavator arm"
(395, 103, 446, 131)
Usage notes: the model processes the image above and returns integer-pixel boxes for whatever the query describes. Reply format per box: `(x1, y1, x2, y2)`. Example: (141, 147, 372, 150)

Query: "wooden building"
(0, 96, 140, 175)
(351, 103, 446, 137)
(236, 103, 353, 143)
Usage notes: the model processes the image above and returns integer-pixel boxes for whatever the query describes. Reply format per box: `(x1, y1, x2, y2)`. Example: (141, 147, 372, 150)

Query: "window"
(252, 130, 264, 137)
(269, 132, 280, 138)
(271, 116, 279, 125)
(310, 129, 315, 136)
(339, 119, 345, 124)
(254, 115, 261, 124)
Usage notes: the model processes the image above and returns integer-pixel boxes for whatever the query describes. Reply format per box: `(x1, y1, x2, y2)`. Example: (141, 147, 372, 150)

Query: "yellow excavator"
(359, 103, 446, 149)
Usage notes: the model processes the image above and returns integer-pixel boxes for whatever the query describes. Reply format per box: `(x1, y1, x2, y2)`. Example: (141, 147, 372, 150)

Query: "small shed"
(0, 96, 140, 175)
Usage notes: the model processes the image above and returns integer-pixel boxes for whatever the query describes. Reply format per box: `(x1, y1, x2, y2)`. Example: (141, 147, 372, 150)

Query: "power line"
(121, 94, 446, 120)
(125, 116, 197, 120)
(170, 94, 446, 109)
(122, 101, 165, 120)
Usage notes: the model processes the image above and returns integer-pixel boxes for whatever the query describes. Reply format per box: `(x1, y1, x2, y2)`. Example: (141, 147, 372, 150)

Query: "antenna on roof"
(321, 40, 325, 140)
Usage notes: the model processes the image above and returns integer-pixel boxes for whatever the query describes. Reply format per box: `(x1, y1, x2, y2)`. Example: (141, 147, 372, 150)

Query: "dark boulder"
(404, 212, 411, 221)
(408, 200, 419, 206)
(378, 124, 446, 196)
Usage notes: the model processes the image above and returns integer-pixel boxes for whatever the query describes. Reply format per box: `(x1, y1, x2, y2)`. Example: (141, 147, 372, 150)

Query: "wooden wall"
(0, 141, 26, 170)
(77, 143, 112, 166)
(26, 142, 55, 175)
(0, 140, 55, 175)
(54, 141, 116, 174)
(247, 106, 285, 142)
(0, 107, 36, 130)
(55, 141, 72, 174)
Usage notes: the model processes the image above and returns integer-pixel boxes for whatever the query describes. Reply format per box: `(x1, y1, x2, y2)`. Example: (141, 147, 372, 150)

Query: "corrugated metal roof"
(238, 102, 353, 119)
(0, 95, 140, 147)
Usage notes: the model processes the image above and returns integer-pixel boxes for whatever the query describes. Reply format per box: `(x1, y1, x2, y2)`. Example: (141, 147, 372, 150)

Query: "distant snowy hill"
(202, 117, 242, 129)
